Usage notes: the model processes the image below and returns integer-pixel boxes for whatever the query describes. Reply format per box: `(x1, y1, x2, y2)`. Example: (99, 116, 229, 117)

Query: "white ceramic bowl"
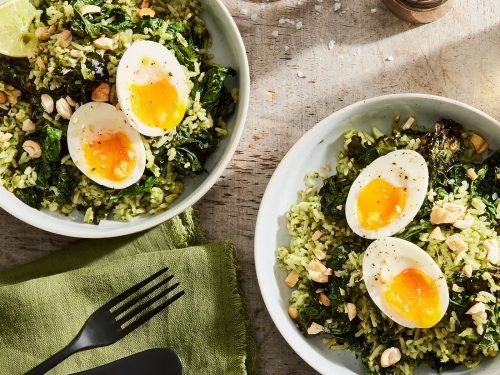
(0, 0, 249, 238)
(255, 94, 500, 375)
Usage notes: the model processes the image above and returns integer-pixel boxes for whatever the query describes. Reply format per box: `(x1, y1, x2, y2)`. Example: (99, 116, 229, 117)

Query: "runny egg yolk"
(383, 268, 442, 328)
(130, 77, 185, 132)
(82, 131, 135, 182)
(357, 178, 406, 230)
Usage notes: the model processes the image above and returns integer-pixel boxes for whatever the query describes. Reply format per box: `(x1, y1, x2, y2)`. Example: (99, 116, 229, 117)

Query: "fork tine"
(102, 266, 169, 310)
(116, 282, 180, 326)
(121, 290, 185, 336)
(111, 274, 174, 317)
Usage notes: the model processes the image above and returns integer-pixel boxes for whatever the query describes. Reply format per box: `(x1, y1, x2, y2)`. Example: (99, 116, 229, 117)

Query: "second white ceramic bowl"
(255, 94, 500, 375)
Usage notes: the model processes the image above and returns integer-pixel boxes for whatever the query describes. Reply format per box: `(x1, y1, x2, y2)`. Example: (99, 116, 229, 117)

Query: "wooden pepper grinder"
(382, 0, 455, 24)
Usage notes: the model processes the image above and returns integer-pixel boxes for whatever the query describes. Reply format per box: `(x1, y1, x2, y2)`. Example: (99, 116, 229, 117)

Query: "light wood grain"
(1, 0, 499, 373)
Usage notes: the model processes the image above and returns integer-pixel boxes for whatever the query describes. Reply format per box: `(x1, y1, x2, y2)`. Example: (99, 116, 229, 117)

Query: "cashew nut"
(429, 226, 445, 241)
(306, 322, 323, 335)
(446, 234, 468, 253)
(345, 303, 357, 321)
(380, 347, 401, 368)
(308, 260, 333, 283)
(0, 132, 13, 142)
(430, 202, 466, 225)
(288, 306, 298, 320)
(35, 26, 52, 41)
(485, 239, 499, 265)
(23, 140, 42, 158)
(41, 94, 54, 113)
(319, 293, 331, 307)
(56, 97, 72, 119)
(80, 4, 101, 15)
(65, 96, 77, 107)
(91, 82, 110, 102)
(466, 302, 486, 315)
(137, 7, 155, 18)
(22, 119, 36, 133)
(140, 0, 150, 8)
(313, 248, 326, 260)
(470, 133, 488, 154)
(466, 168, 478, 181)
(57, 29, 72, 48)
(284, 270, 299, 288)
(462, 264, 473, 278)
(93, 37, 114, 50)
(0, 91, 7, 104)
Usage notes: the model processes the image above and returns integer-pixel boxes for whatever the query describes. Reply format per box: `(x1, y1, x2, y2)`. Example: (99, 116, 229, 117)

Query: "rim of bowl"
(254, 93, 499, 375)
(0, 0, 250, 238)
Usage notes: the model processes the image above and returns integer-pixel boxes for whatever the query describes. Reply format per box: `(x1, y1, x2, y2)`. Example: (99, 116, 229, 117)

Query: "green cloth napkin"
(0, 209, 256, 375)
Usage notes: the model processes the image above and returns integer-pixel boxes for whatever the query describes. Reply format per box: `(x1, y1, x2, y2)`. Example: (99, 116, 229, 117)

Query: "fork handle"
(25, 338, 85, 375)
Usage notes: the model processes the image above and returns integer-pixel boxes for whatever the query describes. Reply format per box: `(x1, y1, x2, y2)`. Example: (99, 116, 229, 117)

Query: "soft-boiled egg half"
(116, 40, 189, 137)
(363, 237, 449, 329)
(345, 149, 428, 239)
(67, 102, 146, 189)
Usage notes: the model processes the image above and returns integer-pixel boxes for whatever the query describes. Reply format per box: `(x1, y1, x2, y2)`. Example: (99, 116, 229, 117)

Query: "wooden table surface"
(1, 0, 499, 373)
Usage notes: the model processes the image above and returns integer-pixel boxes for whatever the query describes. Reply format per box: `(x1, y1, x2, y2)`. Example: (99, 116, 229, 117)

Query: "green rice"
(278, 121, 499, 374)
(0, 0, 235, 223)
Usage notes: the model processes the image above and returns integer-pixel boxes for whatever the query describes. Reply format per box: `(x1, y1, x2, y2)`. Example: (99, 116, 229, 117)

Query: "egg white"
(67, 102, 146, 189)
(362, 237, 449, 329)
(116, 40, 189, 137)
(345, 149, 428, 239)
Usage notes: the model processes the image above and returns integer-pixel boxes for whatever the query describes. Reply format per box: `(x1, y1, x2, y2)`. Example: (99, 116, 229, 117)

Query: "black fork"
(26, 267, 184, 375)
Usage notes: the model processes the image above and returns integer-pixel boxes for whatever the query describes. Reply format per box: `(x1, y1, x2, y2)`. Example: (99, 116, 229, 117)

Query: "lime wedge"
(0, 0, 37, 57)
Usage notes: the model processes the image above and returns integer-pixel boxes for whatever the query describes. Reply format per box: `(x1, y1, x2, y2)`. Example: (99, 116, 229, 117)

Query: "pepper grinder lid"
(382, 0, 455, 24)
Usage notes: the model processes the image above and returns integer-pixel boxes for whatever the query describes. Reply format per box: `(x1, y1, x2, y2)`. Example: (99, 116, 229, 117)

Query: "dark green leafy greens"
(15, 125, 80, 209)
(110, 176, 156, 203)
(70, 0, 132, 38)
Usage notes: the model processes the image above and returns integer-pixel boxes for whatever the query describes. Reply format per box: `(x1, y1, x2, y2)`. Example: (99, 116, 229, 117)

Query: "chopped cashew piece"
(65, 96, 77, 107)
(430, 203, 465, 224)
(308, 260, 333, 283)
(91, 83, 110, 102)
(446, 234, 468, 252)
(380, 347, 401, 368)
(313, 248, 326, 260)
(462, 264, 473, 278)
(319, 293, 331, 307)
(56, 98, 72, 119)
(345, 303, 357, 321)
(402, 116, 415, 130)
(23, 140, 42, 158)
(284, 270, 299, 288)
(35, 26, 52, 41)
(41, 94, 54, 113)
(453, 214, 474, 229)
(0, 132, 13, 142)
(288, 306, 298, 319)
(0, 91, 6, 104)
(57, 29, 72, 48)
(70, 49, 84, 58)
(307, 322, 323, 335)
(93, 37, 114, 50)
(311, 230, 322, 241)
(466, 302, 486, 315)
(429, 226, 445, 241)
(22, 119, 36, 133)
(470, 133, 488, 154)
(137, 7, 155, 18)
(484, 239, 499, 265)
(466, 168, 478, 181)
(140, 0, 150, 7)
(80, 4, 101, 15)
